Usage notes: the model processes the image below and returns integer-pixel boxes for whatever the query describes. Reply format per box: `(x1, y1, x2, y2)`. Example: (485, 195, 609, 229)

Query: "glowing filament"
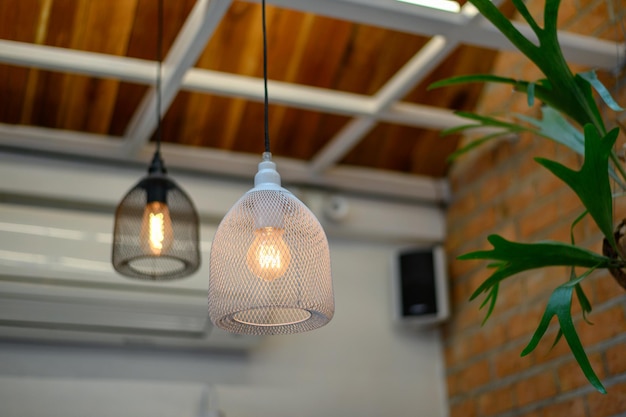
(141, 201, 173, 255)
(246, 227, 291, 281)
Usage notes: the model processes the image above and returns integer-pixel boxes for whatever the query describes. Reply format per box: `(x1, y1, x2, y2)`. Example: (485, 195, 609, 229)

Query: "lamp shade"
(112, 156, 200, 280)
(208, 154, 334, 335)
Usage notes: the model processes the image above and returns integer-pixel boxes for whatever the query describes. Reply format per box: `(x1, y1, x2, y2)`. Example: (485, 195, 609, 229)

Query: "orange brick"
(446, 373, 460, 398)
(480, 172, 509, 202)
(546, 219, 587, 245)
(587, 380, 626, 417)
(502, 182, 535, 217)
(557, 0, 581, 28)
(450, 302, 483, 334)
(477, 384, 515, 416)
(450, 397, 477, 417)
(464, 205, 498, 239)
(577, 306, 626, 347)
(519, 199, 560, 238)
(558, 190, 586, 220)
(530, 328, 572, 365)
(592, 274, 626, 304)
(524, 267, 569, 301)
(540, 397, 587, 417)
(447, 192, 477, 227)
(557, 352, 605, 392)
(534, 170, 566, 200)
(445, 343, 464, 369)
(514, 371, 558, 407)
(507, 302, 548, 342)
(494, 343, 535, 378)
(464, 323, 507, 360)
(478, 82, 516, 115)
(450, 280, 470, 307)
(456, 359, 491, 393)
(519, 152, 544, 178)
(605, 341, 626, 375)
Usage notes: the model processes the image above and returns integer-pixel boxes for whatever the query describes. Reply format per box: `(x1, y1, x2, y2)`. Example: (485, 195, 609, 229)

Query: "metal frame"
(0, 0, 623, 203)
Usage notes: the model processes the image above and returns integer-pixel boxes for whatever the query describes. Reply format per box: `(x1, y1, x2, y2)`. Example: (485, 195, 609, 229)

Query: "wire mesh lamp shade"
(208, 154, 334, 335)
(112, 159, 200, 280)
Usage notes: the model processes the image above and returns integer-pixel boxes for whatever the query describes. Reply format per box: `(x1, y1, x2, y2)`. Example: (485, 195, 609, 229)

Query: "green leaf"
(479, 283, 499, 324)
(469, 0, 605, 132)
(551, 328, 563, 349)
(428, 74, 519, 90)
(535, 125, 619, 248)
(452, 112, 523, 129)
(575, 283, 593, 324)
(460, 235, 614, 301)
(469, 0, 540, 62)
(527, 82, 536, 107)
(516, 107, 584, 155)
(521, 277, 606, 393)
(570, 210, 588, 245)
(578, 71, 625, 112)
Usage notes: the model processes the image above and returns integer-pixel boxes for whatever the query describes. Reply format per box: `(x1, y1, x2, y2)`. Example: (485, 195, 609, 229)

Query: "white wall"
(0, 153, 448, 417)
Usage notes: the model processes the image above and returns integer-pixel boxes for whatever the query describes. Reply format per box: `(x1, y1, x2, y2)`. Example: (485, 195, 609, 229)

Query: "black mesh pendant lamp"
(112, 0, 200, 280)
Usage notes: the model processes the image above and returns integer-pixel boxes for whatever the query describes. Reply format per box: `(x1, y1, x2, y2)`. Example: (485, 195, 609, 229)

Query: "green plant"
(430, 0, 625, 393)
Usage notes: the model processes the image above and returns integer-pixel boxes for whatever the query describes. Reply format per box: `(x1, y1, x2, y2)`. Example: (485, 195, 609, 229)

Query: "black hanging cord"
(262, 0, 270, 154)
(155, 0, 164, 154)
(149, 0, 166, 174)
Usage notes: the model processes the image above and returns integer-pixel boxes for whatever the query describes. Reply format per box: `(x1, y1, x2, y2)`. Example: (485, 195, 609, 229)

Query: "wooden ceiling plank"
(372, 35, 452, 111)
(309, 118, 377, 173)
(121, 0, 233, 156)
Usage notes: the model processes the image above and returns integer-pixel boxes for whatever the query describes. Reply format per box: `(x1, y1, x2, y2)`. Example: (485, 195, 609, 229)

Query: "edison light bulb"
(246, 226, 291, 281)
(140, 201, 174, 255)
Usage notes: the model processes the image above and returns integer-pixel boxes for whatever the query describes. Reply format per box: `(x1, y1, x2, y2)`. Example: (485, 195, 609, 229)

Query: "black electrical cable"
(155, 0, 164, 155)
(262, 0, 270, 154)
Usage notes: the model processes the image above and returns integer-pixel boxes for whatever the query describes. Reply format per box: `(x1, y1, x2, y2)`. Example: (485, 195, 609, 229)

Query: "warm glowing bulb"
(140, 201, 174, 255)
(246, 226, 291, 281)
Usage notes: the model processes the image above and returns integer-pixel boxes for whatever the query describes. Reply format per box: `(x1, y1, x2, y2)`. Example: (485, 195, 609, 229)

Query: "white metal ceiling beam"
(0, 40, 155, 82)
(0, 123, 448, 203)
(0, 40, 483, 131)
(252, 0, 624, 70)
(122, 0, 233, 156)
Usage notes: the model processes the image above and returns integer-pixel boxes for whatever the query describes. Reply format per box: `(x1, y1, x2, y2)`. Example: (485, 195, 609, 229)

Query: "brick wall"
(443, 1, 626, 416)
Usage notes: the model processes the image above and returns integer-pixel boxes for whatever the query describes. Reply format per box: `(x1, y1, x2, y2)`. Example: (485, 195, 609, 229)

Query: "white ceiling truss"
(0, 0, 623, 203)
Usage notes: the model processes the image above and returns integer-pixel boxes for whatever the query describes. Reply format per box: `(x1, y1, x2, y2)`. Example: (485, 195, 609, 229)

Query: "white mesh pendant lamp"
(208, 0, 334, 335)
(111, 0, 200, 281)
